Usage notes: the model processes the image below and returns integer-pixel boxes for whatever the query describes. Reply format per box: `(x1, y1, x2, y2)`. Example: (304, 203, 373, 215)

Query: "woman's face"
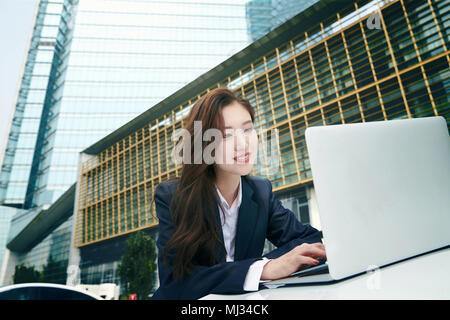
(214, 101, 258, 176)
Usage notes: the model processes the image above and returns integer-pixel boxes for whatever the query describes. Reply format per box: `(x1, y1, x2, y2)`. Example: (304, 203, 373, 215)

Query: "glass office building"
(1, 0, 345, 211)
(0, 0, 70, 208)
(0, 0, 256, 286)
(68, 0, 450, 289)
(246, 0, 319, 41)
(74, 0, 450, 248)
(0, 0, 252, 211)
(0, 1, 74, 284)
(0, 185, 75, 285)
(0, 207, 25, 272)
(0, 0, 331, 288)
(28, 0, 255, 209)
(2, 0, 449, 291)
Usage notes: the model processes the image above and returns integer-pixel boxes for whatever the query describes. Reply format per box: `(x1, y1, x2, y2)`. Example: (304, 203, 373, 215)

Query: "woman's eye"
(223, 128, 253, 139)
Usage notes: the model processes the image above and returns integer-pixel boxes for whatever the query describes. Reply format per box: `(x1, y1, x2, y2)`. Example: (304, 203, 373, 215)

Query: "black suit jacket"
(151, 175, 322, 300)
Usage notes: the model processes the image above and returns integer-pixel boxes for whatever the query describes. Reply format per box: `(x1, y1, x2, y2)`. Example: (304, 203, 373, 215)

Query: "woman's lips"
(234, 152, 250, 163)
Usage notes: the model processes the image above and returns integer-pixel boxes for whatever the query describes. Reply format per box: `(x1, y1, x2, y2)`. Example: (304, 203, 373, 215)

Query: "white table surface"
(201, 247, 450, 300)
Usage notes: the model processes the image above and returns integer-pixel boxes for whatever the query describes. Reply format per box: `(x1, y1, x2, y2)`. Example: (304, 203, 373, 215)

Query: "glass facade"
(11, 216, 72, 285)
(0, 207, 26, 270)
(25, 0, 78, 208)
(26, 0, 251, 209)
(77, 228, 156, 287)
(0, 0, 66, 207)
(75, 0, 450, 249)
(246, 0, 319, 41)
(1, 0, 252, 209)
(1, 0, 262, 287)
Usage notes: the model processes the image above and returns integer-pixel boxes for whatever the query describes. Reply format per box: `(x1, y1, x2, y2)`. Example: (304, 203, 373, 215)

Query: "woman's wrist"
(260, 258, 278, 280)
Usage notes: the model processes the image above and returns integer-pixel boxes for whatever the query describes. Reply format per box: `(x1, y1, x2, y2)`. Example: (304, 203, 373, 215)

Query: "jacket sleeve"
(151, 182, 260, 300)
(263, 178, 323, 260)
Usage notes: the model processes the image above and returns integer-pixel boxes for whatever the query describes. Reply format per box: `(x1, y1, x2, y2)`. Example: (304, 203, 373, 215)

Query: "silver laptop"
(264, 116, 450, 288)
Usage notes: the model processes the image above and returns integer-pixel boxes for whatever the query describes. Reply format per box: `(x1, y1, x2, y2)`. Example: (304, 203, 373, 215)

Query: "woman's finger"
(299, 246, 327, 259)
(298, 256, 319, 266)
(312, 242, 326, 250)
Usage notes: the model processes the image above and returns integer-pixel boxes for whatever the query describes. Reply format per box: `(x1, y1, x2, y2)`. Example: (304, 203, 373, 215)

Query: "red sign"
(129, 294, 137, 300)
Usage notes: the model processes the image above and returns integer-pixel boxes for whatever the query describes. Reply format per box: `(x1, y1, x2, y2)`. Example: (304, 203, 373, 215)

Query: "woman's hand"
(260, 242, 327, 281)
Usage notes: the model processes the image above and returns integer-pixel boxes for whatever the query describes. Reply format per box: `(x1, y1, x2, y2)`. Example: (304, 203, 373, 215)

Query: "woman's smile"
(233, 152, 250, 163)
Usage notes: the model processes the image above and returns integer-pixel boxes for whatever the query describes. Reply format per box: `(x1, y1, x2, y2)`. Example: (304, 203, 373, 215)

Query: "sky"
(0, 0, 37, 168)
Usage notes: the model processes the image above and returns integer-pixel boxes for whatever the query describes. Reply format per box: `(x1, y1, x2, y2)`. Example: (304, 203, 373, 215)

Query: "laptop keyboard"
(290, 261, 329, 277)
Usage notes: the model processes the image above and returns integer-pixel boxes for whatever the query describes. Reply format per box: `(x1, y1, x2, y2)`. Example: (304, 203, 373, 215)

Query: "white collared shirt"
(215, 177, 270, 291)
(215, 178, 242, 262)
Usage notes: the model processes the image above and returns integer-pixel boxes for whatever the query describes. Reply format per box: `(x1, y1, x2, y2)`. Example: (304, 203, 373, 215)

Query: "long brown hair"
(162, 88, 255, 280)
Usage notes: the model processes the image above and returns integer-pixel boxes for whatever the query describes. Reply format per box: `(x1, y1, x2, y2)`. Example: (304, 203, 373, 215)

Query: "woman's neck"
(215, 171, 241, 207)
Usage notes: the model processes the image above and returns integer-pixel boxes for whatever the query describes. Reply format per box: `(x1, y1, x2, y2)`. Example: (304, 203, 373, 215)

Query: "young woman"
(152, 88, 326, 300)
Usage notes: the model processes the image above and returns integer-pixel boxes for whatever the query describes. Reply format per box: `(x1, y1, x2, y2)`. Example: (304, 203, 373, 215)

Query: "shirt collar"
(215, 176, 242, 210)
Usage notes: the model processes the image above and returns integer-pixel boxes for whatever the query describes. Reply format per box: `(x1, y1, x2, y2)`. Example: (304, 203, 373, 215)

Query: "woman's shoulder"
(155, 175, 271, 197)
(155, 177, 180, 196)
(244, 174, 271, 193)
(244, 174, 268, 184)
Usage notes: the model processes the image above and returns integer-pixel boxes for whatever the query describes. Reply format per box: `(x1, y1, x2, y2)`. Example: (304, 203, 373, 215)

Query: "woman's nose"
(234, 129, 248, 151)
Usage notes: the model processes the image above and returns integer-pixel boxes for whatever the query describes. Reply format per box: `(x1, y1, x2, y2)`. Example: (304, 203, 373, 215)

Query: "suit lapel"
(213, 203, 226, 263)
(234, 177, 259, 260)
(212, 176, 260, 262)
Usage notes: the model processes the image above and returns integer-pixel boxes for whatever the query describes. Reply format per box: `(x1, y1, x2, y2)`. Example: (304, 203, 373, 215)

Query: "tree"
(13, 264, 41, 284)
(40, 255, 68, 284)
(118, 231, 157, 300)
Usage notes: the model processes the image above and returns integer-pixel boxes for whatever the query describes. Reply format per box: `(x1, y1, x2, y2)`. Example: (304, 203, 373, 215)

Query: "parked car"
(0, 283, 102, 300)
